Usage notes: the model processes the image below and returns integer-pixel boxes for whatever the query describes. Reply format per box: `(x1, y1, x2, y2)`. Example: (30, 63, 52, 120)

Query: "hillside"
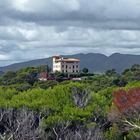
(1, 53, 140, 73)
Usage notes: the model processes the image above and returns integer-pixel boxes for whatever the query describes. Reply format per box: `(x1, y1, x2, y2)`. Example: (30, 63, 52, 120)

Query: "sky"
(0, 0, 140, 66)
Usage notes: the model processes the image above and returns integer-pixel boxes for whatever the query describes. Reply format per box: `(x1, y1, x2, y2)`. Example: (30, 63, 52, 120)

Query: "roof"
(53, 56, 80, 62)
(52, 56, 61, 58)
(55, 58, 80, 62)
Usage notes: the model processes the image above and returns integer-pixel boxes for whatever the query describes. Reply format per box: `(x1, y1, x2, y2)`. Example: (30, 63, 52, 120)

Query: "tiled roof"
(53, 56, 80, 62)
(56, 58, 80, 62)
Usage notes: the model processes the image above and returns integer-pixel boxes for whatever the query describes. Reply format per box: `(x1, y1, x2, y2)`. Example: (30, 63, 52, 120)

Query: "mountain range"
(0, 53, 140, 73)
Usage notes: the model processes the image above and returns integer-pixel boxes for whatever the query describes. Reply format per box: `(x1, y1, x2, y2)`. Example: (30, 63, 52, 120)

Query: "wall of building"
(52, 57, 80, 73)
(53, 57, 61, 72)
(61, 62, 79, 73)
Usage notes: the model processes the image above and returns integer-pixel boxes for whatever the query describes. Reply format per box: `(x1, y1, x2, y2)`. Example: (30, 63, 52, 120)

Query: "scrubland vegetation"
(0, 64, 140, 139)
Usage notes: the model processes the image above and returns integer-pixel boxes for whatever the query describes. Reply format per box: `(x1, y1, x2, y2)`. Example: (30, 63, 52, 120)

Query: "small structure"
(71, 78, 82, 81)
(38, 72, 48, 81)
(52, 56, 80, 73)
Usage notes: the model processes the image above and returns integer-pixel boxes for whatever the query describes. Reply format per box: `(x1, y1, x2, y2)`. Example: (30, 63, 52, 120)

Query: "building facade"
(53, 56, 80, 73)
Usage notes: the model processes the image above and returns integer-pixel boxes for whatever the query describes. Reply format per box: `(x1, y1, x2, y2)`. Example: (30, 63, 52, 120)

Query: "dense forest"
(0, 64, 140, 139)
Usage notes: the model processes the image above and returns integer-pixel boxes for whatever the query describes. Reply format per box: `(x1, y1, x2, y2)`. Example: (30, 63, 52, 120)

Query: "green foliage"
(0, 65, 52, 89)
(105, 69, 118, 77)
(34, 80, 58, 89)
(37, 65, 51, 73)
(0, 64, 140, 138)
(123, 81, 140, 91)
(0, 82, 112, 128)
(122, 64, 140, 81)
(0, 87, 17, 107)
(2, 71, 17, 85)
(88, 74, 117, 92)
(82, 68, 89, 73)
(105, 125, 121, 140)
(87, 87, 115, 118)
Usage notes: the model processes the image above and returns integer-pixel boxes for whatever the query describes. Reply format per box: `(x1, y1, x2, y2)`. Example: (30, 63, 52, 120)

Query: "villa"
(52, 56, 80, 73)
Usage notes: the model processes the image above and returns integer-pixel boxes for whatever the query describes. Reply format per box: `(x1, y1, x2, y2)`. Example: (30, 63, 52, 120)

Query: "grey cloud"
(0, 0, 140, 29)
(0, 0, 140, 66)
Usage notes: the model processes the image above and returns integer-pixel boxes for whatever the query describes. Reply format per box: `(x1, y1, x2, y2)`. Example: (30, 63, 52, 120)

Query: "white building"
(52, 56, 80, 73)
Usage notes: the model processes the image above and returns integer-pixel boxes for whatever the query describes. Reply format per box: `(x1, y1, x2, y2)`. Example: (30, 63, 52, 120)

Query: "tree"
(109, 88, 140, 139)
(105, 69, 117, 77)
(71, 87, 91, 108)
(122, 68, 130, 75)
(130, 64, 140, 72)
(112, 78, 127, 87)
(34, 80, 58, 89)
(2, 71, 16, 85)
(82, 68, 89, 73)
(122, 65, 140, 82)
(0, 108, 46, 140)
(16, 67, 38, 85)
(37, 65, 51, 73)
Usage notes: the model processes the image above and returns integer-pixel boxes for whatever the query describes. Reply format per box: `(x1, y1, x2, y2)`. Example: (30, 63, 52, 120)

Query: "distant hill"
(0, 53, 140, 73)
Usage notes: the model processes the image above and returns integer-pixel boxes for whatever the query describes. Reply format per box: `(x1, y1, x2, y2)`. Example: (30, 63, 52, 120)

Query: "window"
(62, 65, 64, 68)
(76, 65, 78, 68)
(66, 65, 68, 69)
(66, 70, 67, 73)
(73, 65, 74, 69)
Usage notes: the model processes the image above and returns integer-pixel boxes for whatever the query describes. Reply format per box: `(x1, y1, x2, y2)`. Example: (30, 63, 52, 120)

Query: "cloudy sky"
(0, 0, 140, 66)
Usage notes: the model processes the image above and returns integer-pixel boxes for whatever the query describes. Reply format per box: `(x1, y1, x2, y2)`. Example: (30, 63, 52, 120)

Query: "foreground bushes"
(0, 81, 140, 139)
